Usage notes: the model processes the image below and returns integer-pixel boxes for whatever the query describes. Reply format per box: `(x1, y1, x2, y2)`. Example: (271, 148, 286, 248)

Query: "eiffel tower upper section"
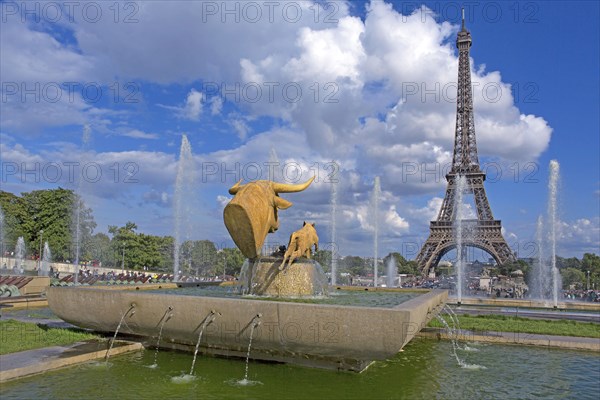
(451, 16, 480, 175)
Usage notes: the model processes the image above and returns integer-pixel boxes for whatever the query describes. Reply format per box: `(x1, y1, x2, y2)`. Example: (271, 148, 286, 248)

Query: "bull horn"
(228, 179, 244, 195)
(271, 176, 315, 193)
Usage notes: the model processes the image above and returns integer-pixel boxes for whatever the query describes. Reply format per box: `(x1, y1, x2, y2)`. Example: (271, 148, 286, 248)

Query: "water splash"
(105, 304, 135, 362)
(171, 374, 197, 384)
(372, 177, 380, 287)
(173, 135, 195, 281)
(330, 173, 338, 286)
(453, 175, 468, 303)
(437, 312, 486, 370)
(39, 242, 52, 277)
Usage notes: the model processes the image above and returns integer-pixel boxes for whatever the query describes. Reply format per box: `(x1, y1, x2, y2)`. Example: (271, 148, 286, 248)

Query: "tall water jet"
(372, 177, 380, 287)
(386, 256, 397, 288)
(72, 124, 92, 284)
(529, 216, 547, 299)
(15, 237, 25, 273)
(39, 242, 52, 277)
(173, 135, 195, 281)
(453, 175, 468, 304)
(330, 173, 338, 286)
(0, 206, 5, 257)
(267, 147, 281, 182)
(548, 160, 560, 307)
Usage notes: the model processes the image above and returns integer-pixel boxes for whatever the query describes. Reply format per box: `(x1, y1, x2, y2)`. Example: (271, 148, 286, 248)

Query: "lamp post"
(587, 271, 590, 291)
(38, 229, 44, 271)
(121, 247, 125, 273)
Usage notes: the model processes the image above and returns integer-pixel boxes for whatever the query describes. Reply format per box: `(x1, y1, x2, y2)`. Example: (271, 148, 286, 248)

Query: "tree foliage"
(0, 189, 95, 261)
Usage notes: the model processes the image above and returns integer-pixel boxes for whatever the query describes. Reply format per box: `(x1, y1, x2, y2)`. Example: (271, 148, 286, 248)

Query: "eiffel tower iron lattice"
(415, 15, 516, 276)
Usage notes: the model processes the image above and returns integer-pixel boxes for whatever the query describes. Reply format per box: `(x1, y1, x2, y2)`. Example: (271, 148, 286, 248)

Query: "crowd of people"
(563, 289, 600, 302)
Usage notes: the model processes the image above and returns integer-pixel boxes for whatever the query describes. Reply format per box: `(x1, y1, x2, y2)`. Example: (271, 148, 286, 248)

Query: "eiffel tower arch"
(416, 15, 516, 276)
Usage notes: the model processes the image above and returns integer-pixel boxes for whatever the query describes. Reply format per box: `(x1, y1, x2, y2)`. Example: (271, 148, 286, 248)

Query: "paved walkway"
(0, 340, 143, 382)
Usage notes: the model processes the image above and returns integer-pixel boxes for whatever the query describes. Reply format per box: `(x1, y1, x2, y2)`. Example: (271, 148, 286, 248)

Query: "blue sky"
(1, 0, 598, 259)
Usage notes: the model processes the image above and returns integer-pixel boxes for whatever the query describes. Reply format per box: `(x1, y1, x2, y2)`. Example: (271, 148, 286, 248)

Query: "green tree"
(215, 247, 245, 276)
(85, 233, 113, 266)
(0, 191, 28, 255)
(581, 253, 600, 289)
(313, 249, 332, 273)
(498, 259, 531, 280)
(0, 189, 96, 262)
(383, 252, 418, 275)
(561, 268, 585, 289)
(341, 256, 369, 277)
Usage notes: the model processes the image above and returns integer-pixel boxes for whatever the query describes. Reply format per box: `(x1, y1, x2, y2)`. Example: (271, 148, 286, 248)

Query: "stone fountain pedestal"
(240, 257, 328, 297)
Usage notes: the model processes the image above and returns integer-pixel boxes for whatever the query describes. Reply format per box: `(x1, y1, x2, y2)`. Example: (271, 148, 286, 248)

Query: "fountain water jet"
(436, 312, 485, 369)
(330, 175, 338, 286)
(39, 242, 52, 277)
(453, 175, 468, 304)
(548, 160, 560, 307)
(72, 124, 92, 284)
(386, 256, 397, 288)
(173, 135, 195, 281)
(372, 177, 380, 287)
(189, 310, 219, 376)
(105, 304, 136, 362)
(0, 207, 5, 257)
(148, 306, 174, 369)
(15, 237, 25, 273)
(239, 314, 262, 385)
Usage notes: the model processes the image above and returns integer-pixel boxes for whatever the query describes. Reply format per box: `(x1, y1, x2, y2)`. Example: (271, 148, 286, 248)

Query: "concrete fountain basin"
(47, 286, 447, 372)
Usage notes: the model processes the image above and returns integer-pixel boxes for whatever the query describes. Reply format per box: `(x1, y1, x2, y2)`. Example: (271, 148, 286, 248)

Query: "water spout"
(242, 314, 262, 383)
(105, 304, 136, 361)
(189, 310, 219, 375)
(149, 306, 174, 368)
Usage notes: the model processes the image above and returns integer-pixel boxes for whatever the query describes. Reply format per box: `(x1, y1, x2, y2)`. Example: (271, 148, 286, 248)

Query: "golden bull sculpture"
(223, 176, 315, 259)
(280, 222, 319, 271)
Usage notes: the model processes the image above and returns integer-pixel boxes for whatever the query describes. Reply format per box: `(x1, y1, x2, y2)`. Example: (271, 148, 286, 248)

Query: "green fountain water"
(1, 339, 597, 399)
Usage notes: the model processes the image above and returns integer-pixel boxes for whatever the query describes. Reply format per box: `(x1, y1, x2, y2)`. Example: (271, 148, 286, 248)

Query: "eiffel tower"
(416, 14, 516, 276)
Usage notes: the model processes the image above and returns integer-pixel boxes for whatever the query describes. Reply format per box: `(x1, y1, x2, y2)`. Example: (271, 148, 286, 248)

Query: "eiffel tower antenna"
(415, 17, 516, 276)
